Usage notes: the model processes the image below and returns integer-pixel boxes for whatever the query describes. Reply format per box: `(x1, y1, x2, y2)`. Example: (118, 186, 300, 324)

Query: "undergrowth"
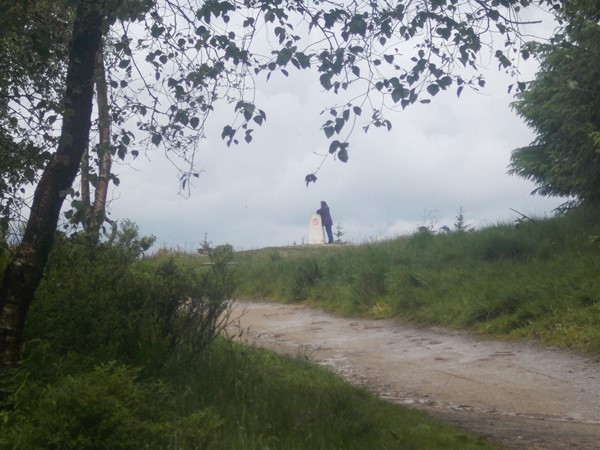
(0, 226, 496, 449)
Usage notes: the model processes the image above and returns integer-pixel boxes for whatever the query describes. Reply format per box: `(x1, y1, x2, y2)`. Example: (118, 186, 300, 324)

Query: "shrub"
(2, 364, 222, 449)
(125, 250, 236, 370)
(25, 234, 236, 374)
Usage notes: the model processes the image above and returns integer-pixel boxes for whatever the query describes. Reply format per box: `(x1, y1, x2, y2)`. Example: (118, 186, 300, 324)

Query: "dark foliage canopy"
(509, 1, 600, 204)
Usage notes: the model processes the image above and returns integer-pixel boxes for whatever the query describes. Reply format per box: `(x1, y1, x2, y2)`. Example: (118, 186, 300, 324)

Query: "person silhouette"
(317, 201, 334, 244)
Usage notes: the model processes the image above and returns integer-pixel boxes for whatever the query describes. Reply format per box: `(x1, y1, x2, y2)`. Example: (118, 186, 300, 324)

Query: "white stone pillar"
(308, 213, 325, 244)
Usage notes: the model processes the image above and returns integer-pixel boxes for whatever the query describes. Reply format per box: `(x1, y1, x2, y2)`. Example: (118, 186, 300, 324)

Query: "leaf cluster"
(0, 0, 72, 231)
(46, 0, 563, 191)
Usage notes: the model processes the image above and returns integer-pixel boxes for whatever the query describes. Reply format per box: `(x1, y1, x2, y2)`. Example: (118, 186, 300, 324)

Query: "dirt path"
(228, 300, 600, 450)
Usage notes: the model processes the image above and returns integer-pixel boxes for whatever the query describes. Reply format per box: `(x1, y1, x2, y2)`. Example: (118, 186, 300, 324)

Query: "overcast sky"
(107, 11, 565, 252)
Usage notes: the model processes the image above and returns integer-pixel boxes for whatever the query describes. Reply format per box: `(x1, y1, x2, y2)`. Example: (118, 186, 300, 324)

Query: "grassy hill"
(236, 206, 600, 354)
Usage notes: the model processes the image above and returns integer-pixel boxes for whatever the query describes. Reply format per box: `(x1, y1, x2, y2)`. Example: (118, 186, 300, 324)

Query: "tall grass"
(2, 338, 496, 449)
(165, 338, 496, 449)
(237, 207, 600, 353)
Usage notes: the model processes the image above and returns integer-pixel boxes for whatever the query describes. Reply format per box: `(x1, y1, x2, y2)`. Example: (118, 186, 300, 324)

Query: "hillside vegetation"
(1, 207, 597, 448)
(0, 226, 496, 449)
(236, 207, 600, 354)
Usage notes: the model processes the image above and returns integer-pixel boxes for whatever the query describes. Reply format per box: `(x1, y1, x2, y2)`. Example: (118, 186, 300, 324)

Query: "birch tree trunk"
(89, 40, 112, 241)
(0, 2, 104, 371)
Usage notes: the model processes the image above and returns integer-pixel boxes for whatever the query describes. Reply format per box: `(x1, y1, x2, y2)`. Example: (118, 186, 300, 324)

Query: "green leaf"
(426, 84, 440, 96)
(495, 50, 511, 68)
(151, 133, 162, 146)
(150, 25, 165, 37)
(348, 15, 367, 36)
(295, 52, 311, 69)
(235, 102, 256, 122)
(243, 105, 254, 121)
(276, 47, 293, 66)
(329, 140, 341, 154)
(320, 73, 333, 90)
(23, 168, 35, 182)
(305, 173, 317, 187)
(436, 27, 451, 40)
(221, 125, 234, 140)
(391, 87, 406, 103)
(438, 76, 452, 89)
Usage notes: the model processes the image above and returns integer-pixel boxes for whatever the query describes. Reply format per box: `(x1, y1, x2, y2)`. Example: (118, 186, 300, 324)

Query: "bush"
(25, 233, 236, 375)
(125, 252, 236, 370)
(2, 364, 222, 449)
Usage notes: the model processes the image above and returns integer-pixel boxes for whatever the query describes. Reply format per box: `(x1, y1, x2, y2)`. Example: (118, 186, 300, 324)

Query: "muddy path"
(228, 300, 600, 450)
